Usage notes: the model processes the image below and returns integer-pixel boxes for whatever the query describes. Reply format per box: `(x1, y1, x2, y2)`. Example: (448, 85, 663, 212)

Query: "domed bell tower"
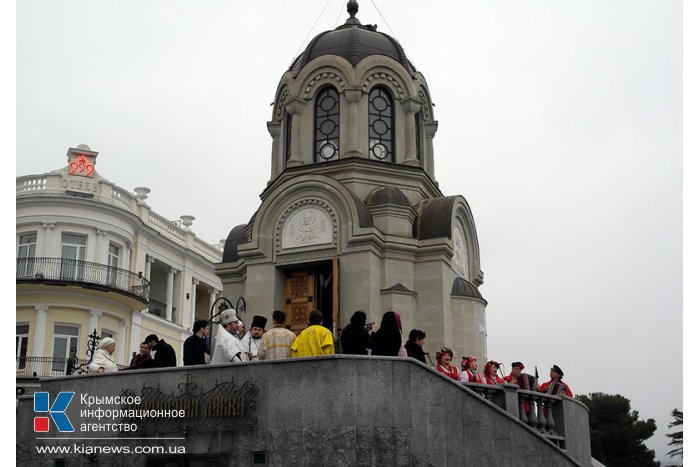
(219, 1, 487, 363)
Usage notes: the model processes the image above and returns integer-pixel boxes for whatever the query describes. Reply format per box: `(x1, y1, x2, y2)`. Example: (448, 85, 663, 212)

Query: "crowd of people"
(87, 308, 572, 397)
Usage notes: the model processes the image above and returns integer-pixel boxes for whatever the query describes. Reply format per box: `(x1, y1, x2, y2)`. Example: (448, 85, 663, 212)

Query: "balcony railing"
(147, 298, 176, 319)
(16, 356, 127, 378)
(16, 257, 150, 303)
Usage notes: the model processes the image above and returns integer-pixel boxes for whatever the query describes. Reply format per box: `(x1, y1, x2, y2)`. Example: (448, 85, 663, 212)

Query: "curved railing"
(463, 382, 568, 449)
(16, 257, 150, 302)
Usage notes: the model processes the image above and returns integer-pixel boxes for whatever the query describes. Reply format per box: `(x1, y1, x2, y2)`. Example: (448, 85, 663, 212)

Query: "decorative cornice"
(418, 90, 430, 120)
(275, 88, 290, 122)
(362, 72, 405, 99)
(302, 71, 346, 99)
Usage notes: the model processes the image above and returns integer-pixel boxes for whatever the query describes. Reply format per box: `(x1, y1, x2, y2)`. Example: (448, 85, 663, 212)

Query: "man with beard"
(241, 315, 267, 361)
(211, 308, 247, 363)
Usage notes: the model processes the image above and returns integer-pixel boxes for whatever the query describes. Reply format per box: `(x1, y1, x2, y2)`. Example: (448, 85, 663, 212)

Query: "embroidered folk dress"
(436, 363, 460, 381)
(460, 369, 483, 384)
(484, 374, 505, 385)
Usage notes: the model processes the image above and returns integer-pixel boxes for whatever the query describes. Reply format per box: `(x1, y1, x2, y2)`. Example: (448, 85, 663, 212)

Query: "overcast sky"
(15, 0, 683, 462)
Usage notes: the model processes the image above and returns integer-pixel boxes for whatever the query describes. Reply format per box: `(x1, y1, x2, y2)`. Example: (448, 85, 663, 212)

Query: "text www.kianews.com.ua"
(36, 444, 186, 455)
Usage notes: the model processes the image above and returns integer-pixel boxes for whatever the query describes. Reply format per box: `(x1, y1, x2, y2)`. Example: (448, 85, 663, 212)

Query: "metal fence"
(16, 356, 127, 378)
(16, 257, 150, 302)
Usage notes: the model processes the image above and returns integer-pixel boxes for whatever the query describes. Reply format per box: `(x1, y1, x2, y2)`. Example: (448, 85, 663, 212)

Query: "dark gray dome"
(451, 277, 485, 302)
(222, 224, 249, 263)
(413, 196, 460, 240)
(289, 3, 416, 77)
(365, 186, 411, 207)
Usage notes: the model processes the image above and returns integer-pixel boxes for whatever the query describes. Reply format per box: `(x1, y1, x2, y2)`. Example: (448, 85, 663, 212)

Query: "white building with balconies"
(16, 144, 222, 379)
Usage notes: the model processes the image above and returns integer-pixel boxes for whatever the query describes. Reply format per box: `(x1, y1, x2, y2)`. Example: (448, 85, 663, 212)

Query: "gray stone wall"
(17, 356, 586, 467)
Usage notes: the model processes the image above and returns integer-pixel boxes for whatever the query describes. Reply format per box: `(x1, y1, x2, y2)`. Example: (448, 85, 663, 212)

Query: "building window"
(314, 87, 340, 162)
(18, 233, 37, 258)
(368, 87, 394, 162)
(16, 324, 29, 370)
(52, 324, 79, 372)
(285, 111, 293, 164)
(108, 243, 120, 268)
(107, 243, 120, 285)
(60, 233, 87, 281)
(17, 232, 37, 277)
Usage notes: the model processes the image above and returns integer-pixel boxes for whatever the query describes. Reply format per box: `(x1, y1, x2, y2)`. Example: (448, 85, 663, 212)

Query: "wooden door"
(284, 270, 315, 335)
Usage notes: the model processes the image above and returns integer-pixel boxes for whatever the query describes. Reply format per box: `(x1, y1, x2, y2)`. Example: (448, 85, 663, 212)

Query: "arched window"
(368, 87, 394, 162)
(314, 87, 340, 162)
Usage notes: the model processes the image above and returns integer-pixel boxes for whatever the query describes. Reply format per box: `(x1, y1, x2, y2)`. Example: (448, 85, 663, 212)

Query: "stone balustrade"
(17, 172, 222, 263)
(463, 381, 589, 460)
(16, 175, 47, 193)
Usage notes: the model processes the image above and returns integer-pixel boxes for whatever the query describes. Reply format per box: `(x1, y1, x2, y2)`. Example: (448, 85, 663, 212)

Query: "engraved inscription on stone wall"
(452, 226, 468, 279)
(282, 207, 332, 249)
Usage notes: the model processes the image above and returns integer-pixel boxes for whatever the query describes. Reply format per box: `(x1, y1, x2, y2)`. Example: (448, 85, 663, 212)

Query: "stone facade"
(219, 5, 487, 363)
(16, 357, 590, 466)
(16, 145, 223, 370)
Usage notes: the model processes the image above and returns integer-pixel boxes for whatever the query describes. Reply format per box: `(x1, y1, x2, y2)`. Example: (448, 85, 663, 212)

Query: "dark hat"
(251, 315, 268, 329)
(192, 319, 209, 334)
(511, 361, 525, 369)
(551, 365, 564, 377)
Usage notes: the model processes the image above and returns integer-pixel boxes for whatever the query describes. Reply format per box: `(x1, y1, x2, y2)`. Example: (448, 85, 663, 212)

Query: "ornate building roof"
(289, 0, 416, 76)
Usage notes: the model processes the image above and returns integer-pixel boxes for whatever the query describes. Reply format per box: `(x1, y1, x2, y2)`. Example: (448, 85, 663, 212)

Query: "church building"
(218, 0, 487, 362)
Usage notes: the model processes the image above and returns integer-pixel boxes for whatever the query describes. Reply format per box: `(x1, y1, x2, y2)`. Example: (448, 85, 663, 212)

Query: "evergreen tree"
(576, 392, 659, 467)
(666, 408, 683, 458)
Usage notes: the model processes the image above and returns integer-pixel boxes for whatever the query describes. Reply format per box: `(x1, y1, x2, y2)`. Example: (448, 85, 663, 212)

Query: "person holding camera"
(340, 310, 375, 355)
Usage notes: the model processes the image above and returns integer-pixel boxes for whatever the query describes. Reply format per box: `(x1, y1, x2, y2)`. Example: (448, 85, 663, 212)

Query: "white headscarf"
(98, 337, 116, 350)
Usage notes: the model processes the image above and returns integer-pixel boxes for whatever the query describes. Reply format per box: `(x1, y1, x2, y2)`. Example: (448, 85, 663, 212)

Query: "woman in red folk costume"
(504, 361, 525, 385)
(459, 355, 483, 383)
(434, 347, 460, 380)
(483, 360, 504, 385)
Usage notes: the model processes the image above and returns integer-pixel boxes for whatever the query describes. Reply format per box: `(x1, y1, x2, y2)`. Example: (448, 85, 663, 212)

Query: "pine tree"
(576, 392, 660, 467)
(666, 408, 683, 458)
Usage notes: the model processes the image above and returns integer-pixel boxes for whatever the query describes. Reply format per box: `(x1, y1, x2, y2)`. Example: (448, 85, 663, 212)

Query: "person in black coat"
(145, 334, 177, 368)
(125, 342, 152, 370)
(341, 311, 374, 355)
(405, 329, 427, 364)
(183, 319, 210, 365)
(371, 311, 403, 356)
